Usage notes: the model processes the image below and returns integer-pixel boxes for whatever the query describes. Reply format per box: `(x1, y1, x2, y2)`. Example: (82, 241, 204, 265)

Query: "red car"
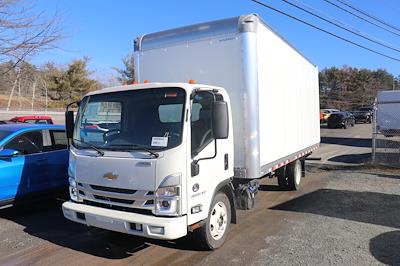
(9, 115, 54, 124)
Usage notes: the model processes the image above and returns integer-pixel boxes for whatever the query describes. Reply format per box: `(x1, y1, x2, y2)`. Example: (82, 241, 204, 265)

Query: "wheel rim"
(294, 162, 301, 186)
(209, 201, 228, 240)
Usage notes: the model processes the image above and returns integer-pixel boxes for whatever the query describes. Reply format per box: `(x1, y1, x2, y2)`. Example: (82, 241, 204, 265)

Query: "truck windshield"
(73, 87, 186, 151)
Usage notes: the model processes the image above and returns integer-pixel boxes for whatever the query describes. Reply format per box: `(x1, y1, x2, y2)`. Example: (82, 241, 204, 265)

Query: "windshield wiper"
(110, 144, 159, 158)
(73, 138, 105, 156)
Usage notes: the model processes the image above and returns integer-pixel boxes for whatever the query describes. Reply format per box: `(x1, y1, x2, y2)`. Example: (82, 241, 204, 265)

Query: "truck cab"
(63, 82, 235, 249)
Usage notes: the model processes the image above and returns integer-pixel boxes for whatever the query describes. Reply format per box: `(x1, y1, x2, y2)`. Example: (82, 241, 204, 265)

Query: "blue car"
(0, 123, 68, 208)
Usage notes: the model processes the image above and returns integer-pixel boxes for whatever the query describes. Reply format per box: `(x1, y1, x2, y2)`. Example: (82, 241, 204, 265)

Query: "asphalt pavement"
(309, 123, 372, 166)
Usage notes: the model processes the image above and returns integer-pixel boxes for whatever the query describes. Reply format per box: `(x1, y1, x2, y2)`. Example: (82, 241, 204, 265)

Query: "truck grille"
(78, 182, 154, 211)
(90, 185, 137, 194)
(93, 195, 135, 204)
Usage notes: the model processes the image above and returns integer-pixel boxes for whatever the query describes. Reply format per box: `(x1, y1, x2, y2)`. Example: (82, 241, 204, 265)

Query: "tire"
(194, 192, 231, 250)
(286, 160, 302, 190)
(343, 121, 347, 129)
(276, 166, 289, 190)
(276, 160, 302, 191)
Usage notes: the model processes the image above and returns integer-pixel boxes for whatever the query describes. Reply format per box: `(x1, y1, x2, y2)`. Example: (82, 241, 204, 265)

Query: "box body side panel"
(257, 24, 320, 169)
(135, 20, 320, 178)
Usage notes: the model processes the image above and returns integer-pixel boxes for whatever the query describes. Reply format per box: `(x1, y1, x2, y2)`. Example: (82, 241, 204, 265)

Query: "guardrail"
(0, 108, 65, 113)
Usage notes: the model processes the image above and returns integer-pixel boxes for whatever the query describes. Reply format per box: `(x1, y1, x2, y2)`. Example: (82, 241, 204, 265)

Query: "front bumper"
(62, 201, 187, 240)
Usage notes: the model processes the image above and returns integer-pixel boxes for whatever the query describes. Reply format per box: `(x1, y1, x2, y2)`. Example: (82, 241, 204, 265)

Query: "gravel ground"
(252, 167, 400, 266)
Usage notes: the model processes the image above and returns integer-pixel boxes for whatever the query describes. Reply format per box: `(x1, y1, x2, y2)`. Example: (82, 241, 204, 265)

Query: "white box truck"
(62, 14, 320, 249)
(376, 90, 400, 136)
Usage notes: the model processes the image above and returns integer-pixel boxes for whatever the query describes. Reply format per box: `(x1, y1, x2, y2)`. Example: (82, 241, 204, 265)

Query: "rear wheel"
(276, 167, 288, 189)
(287, 160, 302, 190)
(194, 192, 231, 250)
(276, 160, 302, 191)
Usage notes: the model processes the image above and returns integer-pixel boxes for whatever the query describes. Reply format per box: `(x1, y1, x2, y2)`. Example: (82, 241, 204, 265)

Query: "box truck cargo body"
(376, 90, 400, 136)
(63, 14, 320, 249)
(134, 14, 320, 179)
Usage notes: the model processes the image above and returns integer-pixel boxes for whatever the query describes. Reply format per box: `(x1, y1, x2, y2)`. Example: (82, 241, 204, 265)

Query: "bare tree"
(0, 0, 62, 69)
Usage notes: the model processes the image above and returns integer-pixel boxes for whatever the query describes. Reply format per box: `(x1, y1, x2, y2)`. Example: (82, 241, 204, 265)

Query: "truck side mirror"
(65, 111, 75, 139)
(212, 101, 229, 139)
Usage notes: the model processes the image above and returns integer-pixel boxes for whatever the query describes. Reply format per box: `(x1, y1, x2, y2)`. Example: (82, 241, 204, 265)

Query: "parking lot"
(0, 123, 399, 265)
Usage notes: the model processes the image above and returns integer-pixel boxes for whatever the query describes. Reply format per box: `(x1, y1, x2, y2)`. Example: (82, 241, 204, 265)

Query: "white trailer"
(62, 14, 320, 249)
(376, 90, 400, 136)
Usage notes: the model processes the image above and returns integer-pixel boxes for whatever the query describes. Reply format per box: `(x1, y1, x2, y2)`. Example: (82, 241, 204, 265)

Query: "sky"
(31, 0, 400, 81)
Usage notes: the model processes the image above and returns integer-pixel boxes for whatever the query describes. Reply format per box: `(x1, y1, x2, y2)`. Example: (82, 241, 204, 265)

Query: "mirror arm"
(191, 140, 218, 177)
(193, 139, 218, 165)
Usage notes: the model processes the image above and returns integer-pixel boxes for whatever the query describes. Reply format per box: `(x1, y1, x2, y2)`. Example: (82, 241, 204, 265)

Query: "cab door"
(4, 130, 48, 194)
(187, 91, 229, 225)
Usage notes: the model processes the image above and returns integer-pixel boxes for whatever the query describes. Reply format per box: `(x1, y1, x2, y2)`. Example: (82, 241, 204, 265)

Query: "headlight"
(154, 186, 180, 216)
(156, 186, 179, 197)
(68, 177, 82, 202)
(154, 173, 181, 216)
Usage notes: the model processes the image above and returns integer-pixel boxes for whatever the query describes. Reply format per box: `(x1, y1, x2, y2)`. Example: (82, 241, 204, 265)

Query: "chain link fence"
(372, 93, 400, 168)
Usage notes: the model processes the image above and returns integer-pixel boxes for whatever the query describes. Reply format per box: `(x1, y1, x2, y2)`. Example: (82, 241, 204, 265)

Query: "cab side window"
(191, 92, 214, 157)
(5, 131, 43, 155)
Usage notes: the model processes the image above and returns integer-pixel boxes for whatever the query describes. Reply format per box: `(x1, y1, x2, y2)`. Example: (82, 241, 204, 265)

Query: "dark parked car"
(352, 111, 372, 123)
(327, 112, 355, 129)
(359, 106, 373, 113)
(0, 123, 68, 208)
(358, 106, 374, 118)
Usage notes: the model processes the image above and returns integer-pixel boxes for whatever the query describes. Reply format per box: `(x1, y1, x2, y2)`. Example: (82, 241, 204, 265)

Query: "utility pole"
(6, 75, 19, 111)
(18, 78, 21, 110)
(31, 77, 37, 111)
(41, 78, 48, 112)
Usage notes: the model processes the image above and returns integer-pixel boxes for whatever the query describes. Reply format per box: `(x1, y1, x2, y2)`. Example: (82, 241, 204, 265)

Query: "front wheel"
(194, 192, 231, 250)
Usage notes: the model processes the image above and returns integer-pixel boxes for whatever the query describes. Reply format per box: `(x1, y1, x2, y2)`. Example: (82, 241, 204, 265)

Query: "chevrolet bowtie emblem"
(103, 172, 118, 180)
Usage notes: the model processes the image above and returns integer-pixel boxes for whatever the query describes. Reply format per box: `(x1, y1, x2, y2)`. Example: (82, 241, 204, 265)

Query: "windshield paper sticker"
(151, 137, 168, 147)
